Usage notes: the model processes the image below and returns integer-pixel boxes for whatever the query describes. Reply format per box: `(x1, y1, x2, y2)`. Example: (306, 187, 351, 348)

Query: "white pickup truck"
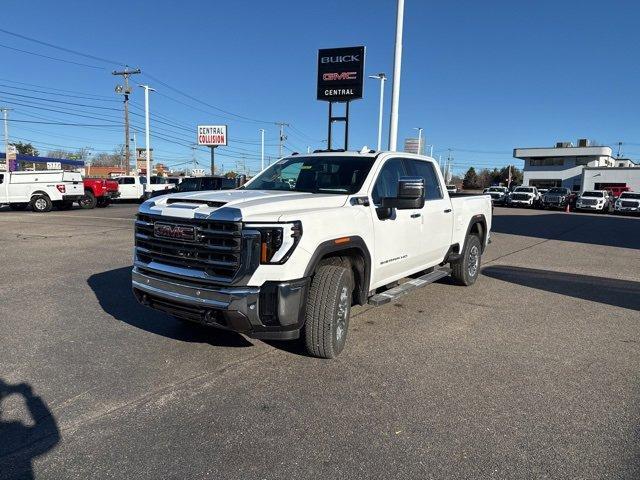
(132, 151, 492, 358)
(507, 186, 540, 208)
(0, 170, 84, 212)
(115, 175, 175, 201)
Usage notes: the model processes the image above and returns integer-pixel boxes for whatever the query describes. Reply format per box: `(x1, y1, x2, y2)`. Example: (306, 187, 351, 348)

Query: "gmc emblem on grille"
(153, 222, 196, 242)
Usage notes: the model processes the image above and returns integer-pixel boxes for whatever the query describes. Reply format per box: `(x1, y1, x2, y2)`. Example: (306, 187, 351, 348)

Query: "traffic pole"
(140, 84, 155, 190)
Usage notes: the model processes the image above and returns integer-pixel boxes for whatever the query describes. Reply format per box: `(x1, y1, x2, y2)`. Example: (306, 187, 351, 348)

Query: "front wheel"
(451, 234, 482, 286)
(303, 265, 353, 359)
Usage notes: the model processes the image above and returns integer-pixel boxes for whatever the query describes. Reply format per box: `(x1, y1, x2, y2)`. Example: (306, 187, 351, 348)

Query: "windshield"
(515, 187, 534, 193)
(243, 156, 375, 194)
(582, 191, 604, 197)
(620, 192, 640, 199)
(548, 188, 568, 194)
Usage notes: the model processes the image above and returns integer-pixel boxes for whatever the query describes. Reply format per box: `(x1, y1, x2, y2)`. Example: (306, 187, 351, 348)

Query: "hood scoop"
(166, 198, 227, 208)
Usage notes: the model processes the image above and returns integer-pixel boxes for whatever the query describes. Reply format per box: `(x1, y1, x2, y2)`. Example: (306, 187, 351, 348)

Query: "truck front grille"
(135, 213, 243, 281)
(581, 198, 598, 205)
(621, 201, 638, 208)
(511, 194, 529, 201)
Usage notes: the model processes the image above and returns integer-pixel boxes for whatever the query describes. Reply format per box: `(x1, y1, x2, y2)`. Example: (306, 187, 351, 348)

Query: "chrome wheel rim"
(336, 286, 349, 342)
(468, 245, 479, 277)
(35, 198, 47, 210)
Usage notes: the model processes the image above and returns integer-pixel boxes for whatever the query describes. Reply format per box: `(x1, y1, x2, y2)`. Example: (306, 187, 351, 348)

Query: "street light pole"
(413, 127, 423, 155)
(2, 108, 9, 172)
(259, 128, 265, 171)
(388, 0, 405, 151)
(140, 85, 155, 190)
(368, 73, 386, 151)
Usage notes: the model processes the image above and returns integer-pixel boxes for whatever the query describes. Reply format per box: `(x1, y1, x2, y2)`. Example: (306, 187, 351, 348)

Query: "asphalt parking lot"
(0, 204, 638, 479)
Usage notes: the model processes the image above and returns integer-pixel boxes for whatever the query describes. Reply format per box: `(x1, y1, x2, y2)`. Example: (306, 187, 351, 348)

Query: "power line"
(0, 42, 104, 70)
(0, 28, 126, 67)
(0, 77, 116, 100)
(0, 90, 121, 111)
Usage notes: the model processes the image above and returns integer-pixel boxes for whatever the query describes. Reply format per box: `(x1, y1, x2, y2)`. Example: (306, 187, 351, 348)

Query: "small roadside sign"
(197, 125, 228, 146)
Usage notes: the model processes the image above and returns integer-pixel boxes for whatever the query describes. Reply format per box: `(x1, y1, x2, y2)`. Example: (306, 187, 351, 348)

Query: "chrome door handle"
(443, 209, 452, 213)
(411, 213, 421, 218)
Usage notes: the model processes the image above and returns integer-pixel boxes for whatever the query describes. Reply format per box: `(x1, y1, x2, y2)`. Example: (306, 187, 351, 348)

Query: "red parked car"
(79, 178, 120, 209)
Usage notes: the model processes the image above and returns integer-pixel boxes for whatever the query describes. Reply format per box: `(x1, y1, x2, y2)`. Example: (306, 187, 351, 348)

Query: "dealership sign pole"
(317, 46, 365, 150)
(198, 125, 227, 175)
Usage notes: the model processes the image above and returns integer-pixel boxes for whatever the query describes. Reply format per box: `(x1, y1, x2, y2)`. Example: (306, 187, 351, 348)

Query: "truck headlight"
(253, 222, 302, 264)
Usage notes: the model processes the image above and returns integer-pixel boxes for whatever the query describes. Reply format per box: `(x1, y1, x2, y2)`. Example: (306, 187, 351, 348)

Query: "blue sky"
(1, 0, 638, 174)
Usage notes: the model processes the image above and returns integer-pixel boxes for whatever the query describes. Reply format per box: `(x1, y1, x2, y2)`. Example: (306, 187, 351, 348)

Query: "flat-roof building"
(513, 139, 638, 192)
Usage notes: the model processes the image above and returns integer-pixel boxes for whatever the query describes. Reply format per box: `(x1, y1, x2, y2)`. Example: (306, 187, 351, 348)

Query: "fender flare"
(463, 214, 488, 252)
(303, 236, 372, 305)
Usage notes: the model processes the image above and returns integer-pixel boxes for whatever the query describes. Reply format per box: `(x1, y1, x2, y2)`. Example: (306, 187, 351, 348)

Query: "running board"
(368, 268, 452, 306)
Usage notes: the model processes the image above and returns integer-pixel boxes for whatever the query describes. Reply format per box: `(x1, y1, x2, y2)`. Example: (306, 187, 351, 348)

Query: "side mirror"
(380, 176, 425, 211)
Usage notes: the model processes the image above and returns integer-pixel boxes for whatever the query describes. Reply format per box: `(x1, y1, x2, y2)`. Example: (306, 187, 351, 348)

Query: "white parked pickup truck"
(614, 191, 640, 215)
(507, 186, 540, 208)
(0, 170, 84, 212)
(115, 175, 175, 201)
(132, 151, 492, 358)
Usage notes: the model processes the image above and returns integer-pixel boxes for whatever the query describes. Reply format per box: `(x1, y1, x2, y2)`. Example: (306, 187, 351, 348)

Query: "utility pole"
(259, 129, 265, 171)
(276, 122, 289, 158)
(113, 67, 141, 175)
(388, 0, 405, 151)
(191, 144, 197, 174)
(132, 130, 137, 174)
(139, 84, 155, 190)
(1, 108, 9, 172)
(617, 141, 622, 158)
(368, 73, 386, 151)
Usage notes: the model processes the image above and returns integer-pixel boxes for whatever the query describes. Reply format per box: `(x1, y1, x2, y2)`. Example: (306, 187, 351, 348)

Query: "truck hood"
(144, 189, 350, 221)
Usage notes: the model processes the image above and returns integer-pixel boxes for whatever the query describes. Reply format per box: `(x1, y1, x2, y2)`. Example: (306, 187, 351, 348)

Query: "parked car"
(446, 184, 458, 194)
(115, 175, 175, 201)
(541, 187, 574, 210)
(575, 190, 614, 213)
(614, 191, 640, 215)
(132, 151, 492, 358)
(507, 186, 540, 208)
(0, 170, 84, 212)
(486, 186, 509, 205)
(150, 175, 237, 198)
(79, 178, 120, 209)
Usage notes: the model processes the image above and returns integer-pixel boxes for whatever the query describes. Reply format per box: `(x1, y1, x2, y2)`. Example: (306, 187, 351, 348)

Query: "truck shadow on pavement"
(492, 210, 640, 250)
(87, 267, 252, 348)
(482, 265, 640, 311)
(0, 379, 60, 480)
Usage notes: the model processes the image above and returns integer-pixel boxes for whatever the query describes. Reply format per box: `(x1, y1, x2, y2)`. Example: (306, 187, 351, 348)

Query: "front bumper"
(576, 203, 604, 210)
(132, 267, 309, 340)
(509, 199, 533, 206)
(615, 205, 639, 213)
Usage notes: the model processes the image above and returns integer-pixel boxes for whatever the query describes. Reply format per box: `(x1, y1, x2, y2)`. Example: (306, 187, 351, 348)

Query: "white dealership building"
(513, 139, 639, 192)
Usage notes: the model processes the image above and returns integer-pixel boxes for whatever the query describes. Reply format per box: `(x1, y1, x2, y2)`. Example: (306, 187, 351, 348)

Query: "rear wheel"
(451, 234, 482, 286)
(78, 190, 97, 209)
(31, 194, 52, 213)
(303, 265, 353, 359)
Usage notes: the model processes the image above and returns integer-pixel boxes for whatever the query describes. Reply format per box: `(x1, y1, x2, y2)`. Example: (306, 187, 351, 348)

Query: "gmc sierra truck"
(132, 151, 492, 358)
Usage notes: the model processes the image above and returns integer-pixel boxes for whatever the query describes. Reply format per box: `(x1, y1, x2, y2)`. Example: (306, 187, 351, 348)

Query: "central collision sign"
(197, 125, 228, 146)
(317, 46, 365, 102)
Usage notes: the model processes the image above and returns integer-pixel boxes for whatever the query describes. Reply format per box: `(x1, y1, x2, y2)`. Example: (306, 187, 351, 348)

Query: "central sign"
(317, 46, 365, 102)
(197, 125, 227, 146)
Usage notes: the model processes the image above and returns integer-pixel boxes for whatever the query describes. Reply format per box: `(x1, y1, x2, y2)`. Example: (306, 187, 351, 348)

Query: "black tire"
(9, 203, 28, 211)
(451, 234, 482, 286)
(96, 197, 111, 208)
(303, 265, 353, 359)
(78, 190, 97, 209)
(31, 194, 52, 213)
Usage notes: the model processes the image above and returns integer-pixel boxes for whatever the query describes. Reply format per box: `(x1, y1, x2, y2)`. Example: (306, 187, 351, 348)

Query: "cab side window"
(0, 174, 4, 184)
(371, 158, 408, 205)
(410, 159, 443, 200)
(123, 177, 135, 185)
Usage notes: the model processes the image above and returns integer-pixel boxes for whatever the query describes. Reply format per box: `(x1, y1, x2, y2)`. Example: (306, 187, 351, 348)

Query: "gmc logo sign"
(154, 222, 196, 242)
(322, 72, 357, 81)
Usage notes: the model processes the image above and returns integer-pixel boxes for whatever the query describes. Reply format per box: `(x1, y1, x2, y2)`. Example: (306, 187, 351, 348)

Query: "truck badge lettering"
(154, 223, 196, 242)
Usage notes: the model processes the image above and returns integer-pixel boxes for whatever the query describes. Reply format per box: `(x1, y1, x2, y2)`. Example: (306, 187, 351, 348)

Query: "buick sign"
(317, 46, 365, 102)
